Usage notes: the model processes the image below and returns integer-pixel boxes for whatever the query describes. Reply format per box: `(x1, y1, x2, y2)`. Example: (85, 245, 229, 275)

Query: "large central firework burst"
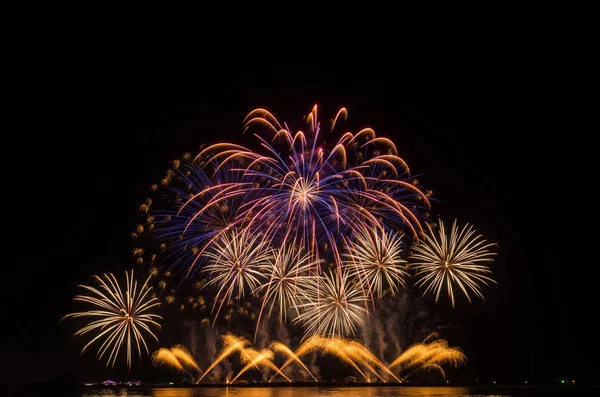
(134, 105, 495, 339)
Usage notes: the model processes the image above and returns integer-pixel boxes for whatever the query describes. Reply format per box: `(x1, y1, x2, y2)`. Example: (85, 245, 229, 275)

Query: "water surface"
(74, 385, 597, 397)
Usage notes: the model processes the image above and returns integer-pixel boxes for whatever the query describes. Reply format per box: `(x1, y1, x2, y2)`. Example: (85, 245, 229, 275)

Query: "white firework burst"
(293, 270, 368, 338)
(410, 219, 497, 307)
(255, 243, 322, 323)
(202, 229, 271, 317)
(62, 269, 162, 368)
(344, 225, 409, 300)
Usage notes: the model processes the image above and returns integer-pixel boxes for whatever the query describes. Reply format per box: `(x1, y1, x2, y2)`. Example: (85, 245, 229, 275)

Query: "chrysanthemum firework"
(202, 229, 272, 318)
(293, 270, 368, 338)
(343, 224, 409, 301)
(254, 241, 321, 324)
(410, 219, 497, 306)
(62, 269, 162, 368)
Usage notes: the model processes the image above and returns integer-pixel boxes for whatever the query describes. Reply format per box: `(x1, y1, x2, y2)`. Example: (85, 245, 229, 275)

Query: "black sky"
(4, 42, 597, 388)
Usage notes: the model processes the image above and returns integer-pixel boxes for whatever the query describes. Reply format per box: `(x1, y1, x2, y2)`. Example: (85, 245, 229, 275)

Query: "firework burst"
(344, 224, 409, 301)
(293, 270, 368, 338)
(202, 229, 271, 319)
(254, 242, 320, 325)
(142, 106, 430, 273)
(62, 269, 162, 369)
(134, 106, 433, 337)
(410, 219, 497, 307)
(132, 106, 498, 341)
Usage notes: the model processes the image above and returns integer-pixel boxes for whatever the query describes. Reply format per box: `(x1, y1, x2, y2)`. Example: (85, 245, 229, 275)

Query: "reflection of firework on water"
(293, 270, 368, 338)
(410, 219, 497, 307)
(389, 332, 467, 380)
(62, 269, 162, 369)
(344, 224, 409, 301)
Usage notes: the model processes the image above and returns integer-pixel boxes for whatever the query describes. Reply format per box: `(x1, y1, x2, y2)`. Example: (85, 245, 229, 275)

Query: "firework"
(152, 348, 183, 371)
(153, 345, 201, 382)
(135, 107, 499, 342)
(254, 242, 320, 334)
(344, 339, 401, 382)
(62, 269, 162, 369)
(137, 106, 431, 336)
(389, 333, 467, 380)
(191, 106, 430, 267)
(202, 229, 272, 319)
(270, 341, 317, 381)
(273, 335, 397, 382)
(170, 345, 202, 373)
(293, 270, 368, 338)
(232, 348, 291, 383)
(343, 224, 409, 301)
(410, 219, 497, 307)
(197, 333, 250, 382)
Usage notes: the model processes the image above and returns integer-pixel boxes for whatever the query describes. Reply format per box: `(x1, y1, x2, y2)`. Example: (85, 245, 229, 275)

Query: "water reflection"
(81, 386, 474, 397)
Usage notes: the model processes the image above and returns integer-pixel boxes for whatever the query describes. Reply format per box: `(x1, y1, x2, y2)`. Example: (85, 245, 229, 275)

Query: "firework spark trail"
(333, 339, 386, 382)
(197, 334, 250, 382)
(231, 348, 291, 383)
(270, 335, 330, 381)
(170, 345, 202, 373)
(270, 341, 317, 382)
(345, 340, 401, 382)
(152, 348, 183, 371)
(152, 345, 202, 382)
(61, 269, 161, 369)
(389, 333, 466, 380)
(318, 337, 369, 381)
(388, 343, 430, 369)
(271, 336, 382, 382)
(411, 219, 497, 307)
(271, 334, 323, 380)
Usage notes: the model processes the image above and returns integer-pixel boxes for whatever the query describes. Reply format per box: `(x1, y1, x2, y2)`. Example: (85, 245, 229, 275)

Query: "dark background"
(3, 33, 597, 391)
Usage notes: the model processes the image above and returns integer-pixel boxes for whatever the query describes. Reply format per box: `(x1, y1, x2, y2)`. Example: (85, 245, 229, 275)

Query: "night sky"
(4, 51, 596, 388)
